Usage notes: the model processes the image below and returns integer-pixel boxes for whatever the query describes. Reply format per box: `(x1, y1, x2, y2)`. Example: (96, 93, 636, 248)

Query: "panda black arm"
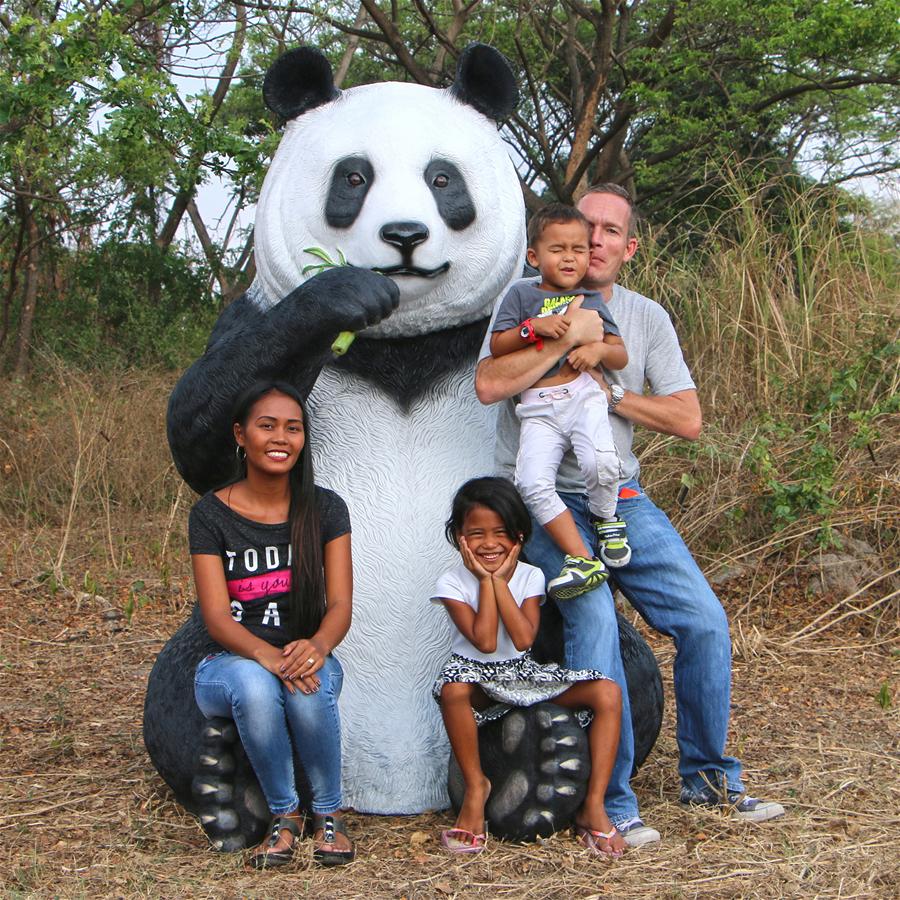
(167, 266, 399, 493)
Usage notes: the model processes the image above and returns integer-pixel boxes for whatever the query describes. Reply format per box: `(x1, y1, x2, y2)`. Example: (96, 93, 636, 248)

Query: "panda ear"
(449, 43, 519, 124)
(263, 47, 340, 120)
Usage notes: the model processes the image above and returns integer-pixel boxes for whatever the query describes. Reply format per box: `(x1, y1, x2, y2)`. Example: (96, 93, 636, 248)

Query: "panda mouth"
(373, 262, 450, 278)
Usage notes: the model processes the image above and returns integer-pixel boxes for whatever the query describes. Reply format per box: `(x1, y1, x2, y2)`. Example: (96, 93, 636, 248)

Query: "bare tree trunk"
(13, 207, 39, 376)
(334, 4, 367, 87)
(0, 216, 26, 353)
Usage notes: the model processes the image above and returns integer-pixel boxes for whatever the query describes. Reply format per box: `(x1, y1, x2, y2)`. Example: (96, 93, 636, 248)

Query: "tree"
(283, 1, 899, 214)
(1, 1, 897, 370)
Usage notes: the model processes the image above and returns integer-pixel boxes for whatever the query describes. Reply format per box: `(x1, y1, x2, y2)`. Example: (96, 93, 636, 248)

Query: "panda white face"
(254, 81, 525, 338)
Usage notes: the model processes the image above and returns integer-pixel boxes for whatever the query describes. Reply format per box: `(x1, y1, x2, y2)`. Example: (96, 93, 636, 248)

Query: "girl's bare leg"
(440, 682, 492, 836)
(553, 679, 626, 854)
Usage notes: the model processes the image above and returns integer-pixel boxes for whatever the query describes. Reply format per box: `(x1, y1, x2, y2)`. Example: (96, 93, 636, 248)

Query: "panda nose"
(380, 221, 429, 253)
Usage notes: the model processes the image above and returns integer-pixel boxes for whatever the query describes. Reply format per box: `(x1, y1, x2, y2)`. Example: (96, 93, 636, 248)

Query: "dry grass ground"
(1, 525, 897, 900)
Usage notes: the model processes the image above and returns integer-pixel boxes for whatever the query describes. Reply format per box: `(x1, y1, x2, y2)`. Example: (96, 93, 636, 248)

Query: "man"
(475, 184, 784, 846)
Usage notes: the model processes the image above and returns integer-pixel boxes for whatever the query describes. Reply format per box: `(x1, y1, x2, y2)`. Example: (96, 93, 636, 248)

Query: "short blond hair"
(581, 183, 638, 238)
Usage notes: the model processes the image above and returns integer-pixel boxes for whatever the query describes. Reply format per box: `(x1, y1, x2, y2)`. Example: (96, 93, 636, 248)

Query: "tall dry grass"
(0, 177, 897, 600)
(625, 179, 899, 583)
(0, 360, 184, 581)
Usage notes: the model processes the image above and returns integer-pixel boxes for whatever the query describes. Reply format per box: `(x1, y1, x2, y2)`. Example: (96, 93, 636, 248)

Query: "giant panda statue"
(144, 44, 663, 843)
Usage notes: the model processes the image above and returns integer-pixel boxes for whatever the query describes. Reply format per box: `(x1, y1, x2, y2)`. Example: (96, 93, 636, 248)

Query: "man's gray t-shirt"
(479, 281, 696, 489)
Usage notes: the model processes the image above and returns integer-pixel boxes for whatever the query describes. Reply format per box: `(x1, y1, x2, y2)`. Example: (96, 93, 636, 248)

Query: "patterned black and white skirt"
(432, 651, 610, 726)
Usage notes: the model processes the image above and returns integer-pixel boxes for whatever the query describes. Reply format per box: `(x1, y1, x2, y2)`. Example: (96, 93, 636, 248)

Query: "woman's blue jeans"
(194, 651, 344, 815)
(525, 481, 744, 824)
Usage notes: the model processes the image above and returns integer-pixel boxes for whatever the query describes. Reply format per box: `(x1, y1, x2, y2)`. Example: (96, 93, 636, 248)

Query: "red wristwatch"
(519, 318, 543, 350)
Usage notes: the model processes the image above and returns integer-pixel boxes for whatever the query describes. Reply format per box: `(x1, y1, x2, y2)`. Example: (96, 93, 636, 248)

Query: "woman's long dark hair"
(230, 381, 325, 640)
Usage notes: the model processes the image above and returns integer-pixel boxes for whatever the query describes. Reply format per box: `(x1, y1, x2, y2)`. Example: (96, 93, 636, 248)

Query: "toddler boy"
(490, 204, 631, 600)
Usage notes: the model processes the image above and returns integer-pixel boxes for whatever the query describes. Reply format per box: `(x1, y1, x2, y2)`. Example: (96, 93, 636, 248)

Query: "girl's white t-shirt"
(431, 561, 546, 663)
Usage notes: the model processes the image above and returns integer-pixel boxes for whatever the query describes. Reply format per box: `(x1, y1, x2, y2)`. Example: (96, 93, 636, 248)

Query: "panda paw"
(298, 265, 399, 337)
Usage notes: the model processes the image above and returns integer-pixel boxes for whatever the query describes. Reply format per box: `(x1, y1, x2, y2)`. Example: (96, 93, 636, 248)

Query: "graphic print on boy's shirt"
(538, 293, 582, 316)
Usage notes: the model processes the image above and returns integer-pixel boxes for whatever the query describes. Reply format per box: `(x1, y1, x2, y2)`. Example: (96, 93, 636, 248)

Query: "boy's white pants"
(514, 372, 621, 526)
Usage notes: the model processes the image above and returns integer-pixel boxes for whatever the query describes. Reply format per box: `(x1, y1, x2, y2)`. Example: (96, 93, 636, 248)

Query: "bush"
(32, 242, 218, 369)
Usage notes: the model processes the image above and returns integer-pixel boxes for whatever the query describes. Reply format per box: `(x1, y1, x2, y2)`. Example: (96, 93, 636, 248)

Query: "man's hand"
(475, 297, 607, 404)
(562, 296, 605, 346)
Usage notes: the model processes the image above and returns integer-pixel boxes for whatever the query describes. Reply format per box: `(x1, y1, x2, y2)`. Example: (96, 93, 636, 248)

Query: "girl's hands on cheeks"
(459, 536, 491, 580)
(494, 540, 521, 583)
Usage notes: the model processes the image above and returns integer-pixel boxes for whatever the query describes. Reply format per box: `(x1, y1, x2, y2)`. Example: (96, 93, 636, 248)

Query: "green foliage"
(33, 242, 218, 368)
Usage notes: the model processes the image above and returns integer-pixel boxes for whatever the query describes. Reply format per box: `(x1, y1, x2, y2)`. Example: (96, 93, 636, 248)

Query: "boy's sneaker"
(593, 518, 632, 568)
(615, 816, 661, 847)
(547, 555, 608, 601)
(680, 787, 786, 822)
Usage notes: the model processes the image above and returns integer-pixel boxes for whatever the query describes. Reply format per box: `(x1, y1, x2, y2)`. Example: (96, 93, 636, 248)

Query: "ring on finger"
(307, 657, 315, 666)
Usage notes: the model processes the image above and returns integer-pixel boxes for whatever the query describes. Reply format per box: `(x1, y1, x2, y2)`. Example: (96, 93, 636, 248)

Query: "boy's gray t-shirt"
(491, 284, 620, 379)
(479, 281, 696, 488)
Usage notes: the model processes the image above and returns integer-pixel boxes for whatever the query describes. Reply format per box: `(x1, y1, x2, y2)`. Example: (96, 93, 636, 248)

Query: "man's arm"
(476, 300, 605, 404)
(595, 374, 701, 440)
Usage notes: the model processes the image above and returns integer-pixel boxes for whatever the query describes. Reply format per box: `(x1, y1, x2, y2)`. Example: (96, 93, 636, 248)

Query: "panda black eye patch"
(425, 159, 475, 230)
(326, 156, 375, 228)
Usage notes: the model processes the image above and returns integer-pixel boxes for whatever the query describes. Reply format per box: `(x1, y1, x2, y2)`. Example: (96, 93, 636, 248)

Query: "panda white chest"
(306, 362, 497, 652)
(305, 361, 498, 811)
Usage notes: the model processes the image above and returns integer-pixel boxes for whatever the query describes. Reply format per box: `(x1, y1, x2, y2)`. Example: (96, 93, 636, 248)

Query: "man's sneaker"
(593, 518, 632, 568)
(546, 555, 608, 601)
(680, 788, 786, 823)
(615, 816, 661, 848)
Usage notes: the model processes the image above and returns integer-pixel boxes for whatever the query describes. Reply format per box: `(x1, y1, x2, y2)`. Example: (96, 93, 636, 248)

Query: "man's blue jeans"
(525, 481, 744, 823)
(195, 652, 344, 815)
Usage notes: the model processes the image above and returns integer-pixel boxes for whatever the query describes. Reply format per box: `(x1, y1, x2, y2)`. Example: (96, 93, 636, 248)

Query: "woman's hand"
(280, 637, 327, 691)
(253, 643, 304, 694)
(493, 540, 521, 583)
(459, 536, 491, 580)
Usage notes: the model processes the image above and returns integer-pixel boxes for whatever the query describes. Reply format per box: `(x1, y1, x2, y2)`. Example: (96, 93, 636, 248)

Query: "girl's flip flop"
(574, 823, 624, 859)
(440, 827, 487, 854)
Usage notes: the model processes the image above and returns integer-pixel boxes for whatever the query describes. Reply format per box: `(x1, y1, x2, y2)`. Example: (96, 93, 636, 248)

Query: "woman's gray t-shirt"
(189, 486, 350, 658)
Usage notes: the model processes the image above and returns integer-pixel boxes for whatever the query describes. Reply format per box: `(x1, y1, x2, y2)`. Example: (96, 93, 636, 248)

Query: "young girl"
(190, 380, 354, 868)
(432, 477, 626, 858)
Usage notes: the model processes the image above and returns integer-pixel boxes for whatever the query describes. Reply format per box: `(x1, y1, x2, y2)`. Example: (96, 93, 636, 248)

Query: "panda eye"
(432, 173, 449, 189)
(346, 172, 366, 187)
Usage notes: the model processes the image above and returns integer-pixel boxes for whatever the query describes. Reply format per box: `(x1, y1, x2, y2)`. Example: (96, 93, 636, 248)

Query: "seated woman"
(190, 380, 354, 868)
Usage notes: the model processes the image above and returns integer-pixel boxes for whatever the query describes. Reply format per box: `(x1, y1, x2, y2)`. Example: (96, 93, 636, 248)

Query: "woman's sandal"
(440, 827, 487, 854)
(574, 823, 624, 859)
(312, 813, 355, 867)
(249, 815, 303, 869)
